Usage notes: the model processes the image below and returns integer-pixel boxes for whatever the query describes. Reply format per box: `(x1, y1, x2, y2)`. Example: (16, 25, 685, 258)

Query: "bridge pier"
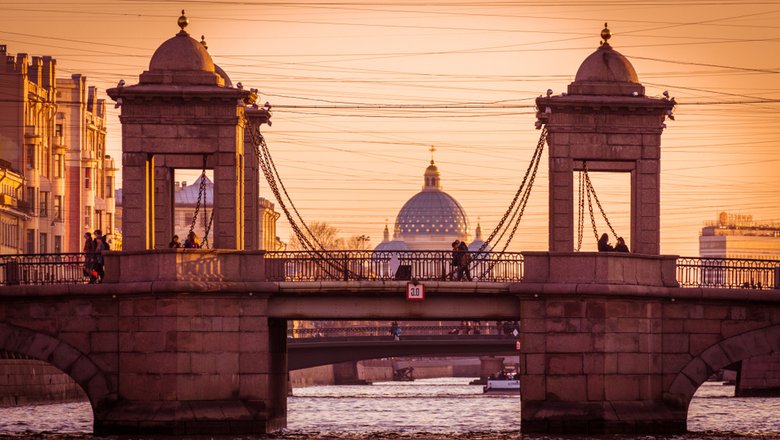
(92, 293, 288, 436)
(736, 352, 780, 397)
(518, 252, 686, 434)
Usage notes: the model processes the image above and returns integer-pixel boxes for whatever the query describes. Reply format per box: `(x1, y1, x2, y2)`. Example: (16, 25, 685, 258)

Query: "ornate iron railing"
(0, 253, 87, 286)
(263, 250, 524, 282)
(287, 323, 519, 338)
(2, 251, 778, 290)
(676, 257, 780, 290)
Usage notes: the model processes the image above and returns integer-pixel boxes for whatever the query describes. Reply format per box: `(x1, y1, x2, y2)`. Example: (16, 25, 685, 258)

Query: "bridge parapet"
(522, 251, 678, 287)
(103, 249, 271, 283)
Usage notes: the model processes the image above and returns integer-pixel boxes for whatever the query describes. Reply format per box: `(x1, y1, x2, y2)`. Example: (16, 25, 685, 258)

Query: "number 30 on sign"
(406, 283, 425, 300)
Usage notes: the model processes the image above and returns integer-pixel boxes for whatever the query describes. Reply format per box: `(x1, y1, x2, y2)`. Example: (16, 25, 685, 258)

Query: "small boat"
(483, 372, 520, 393)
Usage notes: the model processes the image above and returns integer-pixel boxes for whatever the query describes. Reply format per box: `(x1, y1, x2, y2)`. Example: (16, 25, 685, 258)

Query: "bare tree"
(287, 221, 344, 250)
(288, 222, 372, 250)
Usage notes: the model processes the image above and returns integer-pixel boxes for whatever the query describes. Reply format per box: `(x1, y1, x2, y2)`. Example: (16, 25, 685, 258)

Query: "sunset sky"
(2, 0, 779, 255)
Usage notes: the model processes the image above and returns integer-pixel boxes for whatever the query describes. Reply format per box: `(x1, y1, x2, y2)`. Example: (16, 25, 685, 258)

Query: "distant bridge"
(287, 334, 519, 370)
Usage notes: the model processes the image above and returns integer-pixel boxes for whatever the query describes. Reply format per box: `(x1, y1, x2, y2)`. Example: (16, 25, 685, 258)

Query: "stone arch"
(665, 325, 780, 412)
(0, 323, 114, 412)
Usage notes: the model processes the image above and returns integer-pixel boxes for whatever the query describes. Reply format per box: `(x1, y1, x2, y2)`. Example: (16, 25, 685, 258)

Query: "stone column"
(213, 151, 242, 250)
(121, 152, 154, 251)
(549, 156, 574, 252)
(634, 135, 661, 254)
(153, 165, 174, 249)
(244, 136, 259, 250)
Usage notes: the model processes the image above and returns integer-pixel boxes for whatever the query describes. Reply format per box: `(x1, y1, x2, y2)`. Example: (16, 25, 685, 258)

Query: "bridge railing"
(264, 250, 523, 282)
(287, 324, 517, 338)
(2, 251, 779, 289)
(676, 256, 779, 290)
(0, 253, 87, 286)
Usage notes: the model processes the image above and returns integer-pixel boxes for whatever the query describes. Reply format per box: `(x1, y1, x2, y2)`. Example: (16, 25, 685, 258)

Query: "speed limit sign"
(406, 283, 425, 300)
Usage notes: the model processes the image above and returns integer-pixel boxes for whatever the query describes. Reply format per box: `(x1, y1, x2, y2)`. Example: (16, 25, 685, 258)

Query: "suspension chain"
(202, 210, 215, 249)
(585, 174, 599, 243)
(475, 126, 547, 256)
(246, 118, 350, 278)
(188, 170, 208, 239)
(475, 127, 546, 278)
(583, 165, 618, 240)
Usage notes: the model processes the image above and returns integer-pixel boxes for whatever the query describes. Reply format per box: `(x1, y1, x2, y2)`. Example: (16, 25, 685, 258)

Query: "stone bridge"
(1, 251, 779, 435)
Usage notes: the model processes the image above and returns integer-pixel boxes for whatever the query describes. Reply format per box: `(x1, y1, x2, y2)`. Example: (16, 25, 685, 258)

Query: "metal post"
(774, 267, 780, 289)
(5, 261, 20, 286)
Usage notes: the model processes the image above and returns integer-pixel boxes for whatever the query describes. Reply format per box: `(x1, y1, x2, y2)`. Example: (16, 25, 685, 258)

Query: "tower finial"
(429, 145, 436, 164)
(600, 22, 611, 46)
(200, 35, 208, 50)
(178, 10, 189, 33)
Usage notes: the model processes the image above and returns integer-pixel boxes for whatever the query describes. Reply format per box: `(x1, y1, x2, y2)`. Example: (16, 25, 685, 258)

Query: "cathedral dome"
(394, 157, 469, 247)
(395, 191, 469, 237)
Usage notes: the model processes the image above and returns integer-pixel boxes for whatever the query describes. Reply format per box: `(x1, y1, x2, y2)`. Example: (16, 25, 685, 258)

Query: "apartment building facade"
(0, 44, 115, 254)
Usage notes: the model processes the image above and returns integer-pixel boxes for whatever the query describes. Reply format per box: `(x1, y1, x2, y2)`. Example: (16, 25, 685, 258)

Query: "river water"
(0, 378, 778, 439)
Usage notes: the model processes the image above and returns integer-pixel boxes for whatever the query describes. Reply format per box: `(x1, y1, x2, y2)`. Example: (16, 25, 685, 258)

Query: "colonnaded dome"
(386, 158, 470, 250)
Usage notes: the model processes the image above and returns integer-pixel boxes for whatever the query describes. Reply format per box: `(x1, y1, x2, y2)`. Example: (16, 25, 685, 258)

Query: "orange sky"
(2, 0, 779, 255)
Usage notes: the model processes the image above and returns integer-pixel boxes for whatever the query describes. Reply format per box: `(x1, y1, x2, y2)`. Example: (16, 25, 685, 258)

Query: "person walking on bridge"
(390, 321, 401, 341)
(457, 240, 472, 281)
(451, 240, 462, 280)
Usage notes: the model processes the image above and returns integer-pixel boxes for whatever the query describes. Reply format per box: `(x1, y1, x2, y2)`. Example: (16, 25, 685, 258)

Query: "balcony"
(16, 199, 32, 214)
(0, 194, 18, 208)
(23, 125, 41, 140)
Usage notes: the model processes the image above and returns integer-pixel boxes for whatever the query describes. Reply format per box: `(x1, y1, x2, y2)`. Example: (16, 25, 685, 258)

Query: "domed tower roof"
(567, 24, 645, 96)
(394, 153, 469, 246)
(200, 35, 234, 88)
(139, 11, 224, 86)
(373, 222, 410, 252)
(468, 220, 491, 253)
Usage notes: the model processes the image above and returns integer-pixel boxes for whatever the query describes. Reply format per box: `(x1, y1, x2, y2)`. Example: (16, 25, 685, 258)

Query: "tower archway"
(107, 12, 268, 250)
(535, 24, 675, 255)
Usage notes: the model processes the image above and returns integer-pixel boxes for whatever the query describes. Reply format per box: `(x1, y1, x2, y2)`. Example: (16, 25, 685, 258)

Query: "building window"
(54, 195, 62, 222)
(85, 168, 92, 190)
(106, 176, 113, 198)
(84, 206, 92, 230)
(26, 144, 35, 169)
(95, 209, 103, 231)
(1, 218, 19, 249)
(55, 124, 63, 137)
(54, 235, 62, 253)
(39, 232, 47, 253)
(106, 213, 113, 234)
(26, 187, 36, 216)
(54, 154, 63, 178)
(39, 191, 49, 217)
(26, 229, 35, 253)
